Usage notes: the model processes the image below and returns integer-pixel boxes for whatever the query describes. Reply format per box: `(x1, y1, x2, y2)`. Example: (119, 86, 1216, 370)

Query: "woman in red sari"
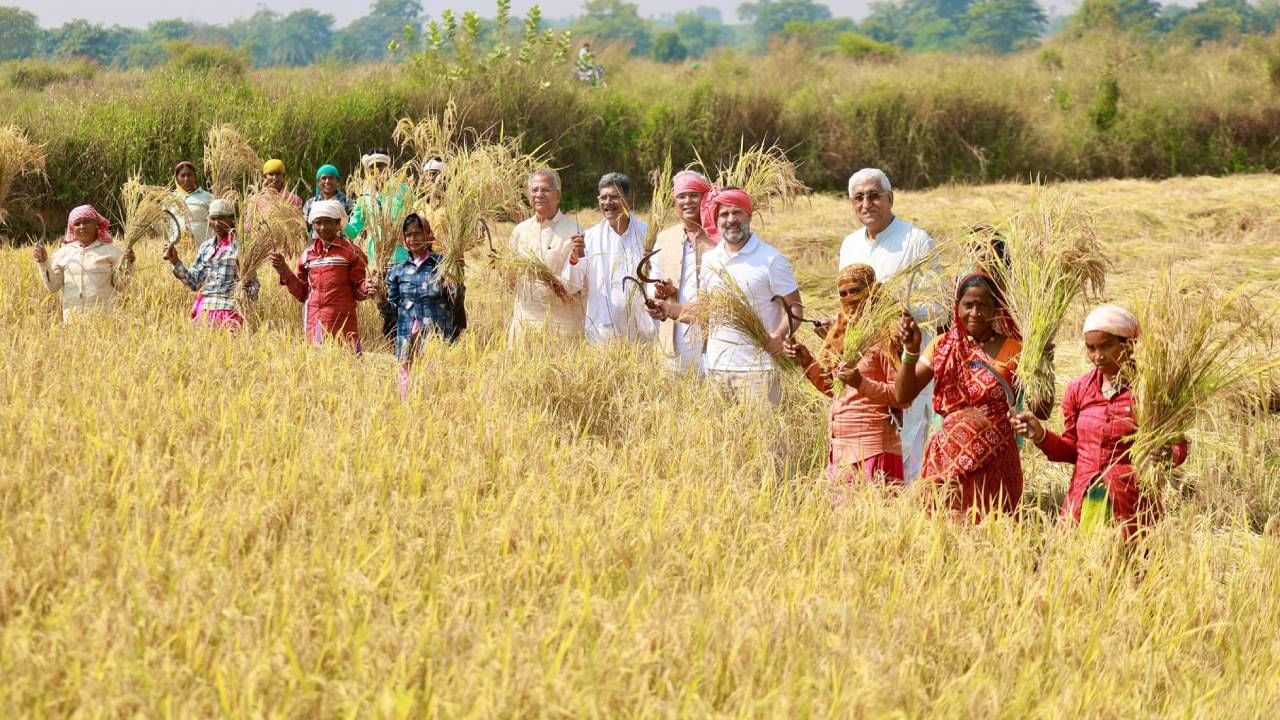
(895, 272, 1023, 516)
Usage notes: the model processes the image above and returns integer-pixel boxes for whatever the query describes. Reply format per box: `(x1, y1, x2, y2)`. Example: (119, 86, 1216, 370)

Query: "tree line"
(1, 0, 1279, 70)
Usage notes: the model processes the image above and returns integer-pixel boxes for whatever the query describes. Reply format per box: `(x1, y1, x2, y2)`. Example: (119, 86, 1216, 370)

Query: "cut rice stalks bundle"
(204, 124, 262, 203)
(118, 173, 193, 274)
(433, 139, 545, 288)
(235, 187, 308, 319)
(1127, 274, 1280, 494)
(986, 187, 1107, 411)
(0, 124, 46, 225)
(700, 140, 808, 215)
(703, 267, 797, 371)
(499, 252, 573, 301)
(346, 163, 417, 277)
(393, 100, 463, 168)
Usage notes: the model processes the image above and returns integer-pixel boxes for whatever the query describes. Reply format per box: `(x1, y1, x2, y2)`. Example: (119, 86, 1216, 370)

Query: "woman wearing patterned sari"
(895, 272, 1024, 516)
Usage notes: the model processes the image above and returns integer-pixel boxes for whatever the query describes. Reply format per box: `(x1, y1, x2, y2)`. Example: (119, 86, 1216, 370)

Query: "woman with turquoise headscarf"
(302, 164, 352, 231)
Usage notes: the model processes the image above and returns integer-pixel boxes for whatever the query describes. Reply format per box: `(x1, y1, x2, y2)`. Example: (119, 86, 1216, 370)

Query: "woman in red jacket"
(1012, 305, 1188, 541)
(270, 199, 375, 350)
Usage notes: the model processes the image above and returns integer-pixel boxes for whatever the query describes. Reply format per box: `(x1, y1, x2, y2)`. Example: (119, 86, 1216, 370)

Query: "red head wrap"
(703, 188, 753, 245)
(64, 205, 113, 244)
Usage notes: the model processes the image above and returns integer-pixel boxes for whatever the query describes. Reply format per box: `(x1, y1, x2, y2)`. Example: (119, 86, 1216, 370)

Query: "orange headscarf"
(818, 264, 898, 371)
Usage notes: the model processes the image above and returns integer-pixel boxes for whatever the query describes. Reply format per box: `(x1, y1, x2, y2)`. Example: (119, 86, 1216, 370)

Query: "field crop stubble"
(0, 176, 1278, 716)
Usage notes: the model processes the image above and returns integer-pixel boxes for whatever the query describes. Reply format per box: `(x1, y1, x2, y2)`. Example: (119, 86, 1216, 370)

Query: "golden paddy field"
(1, 175, 1278, 716)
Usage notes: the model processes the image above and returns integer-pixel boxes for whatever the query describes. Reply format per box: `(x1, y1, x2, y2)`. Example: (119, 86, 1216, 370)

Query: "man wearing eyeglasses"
(839, 168, 938, 483)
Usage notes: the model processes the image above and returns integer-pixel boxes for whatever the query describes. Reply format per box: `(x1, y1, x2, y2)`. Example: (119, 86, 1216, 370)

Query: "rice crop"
(393, 99, 462, 167)
(0, 123, 46, 225)
(499, 251, 572, 300)
(703, 140, 808, 214)
(117, 173, 191, 273)
(237, 187, 308, 320)
(987, 187, 1107, 411)
(346, 163, 417, 276)
(2, 176, 1280, 716)
(203, 124, 263, 202)
(700, 267, 797, 371)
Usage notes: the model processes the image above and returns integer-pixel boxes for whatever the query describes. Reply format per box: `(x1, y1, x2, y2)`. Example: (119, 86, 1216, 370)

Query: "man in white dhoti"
(564, 172, 657, 343)
(838, 168, 939, 483)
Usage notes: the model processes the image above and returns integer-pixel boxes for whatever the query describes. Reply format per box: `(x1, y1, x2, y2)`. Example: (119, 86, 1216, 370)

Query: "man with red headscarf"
(33, 205, 134, 320)
(649, 169, 715, 372)
(654, 187, 802, 405)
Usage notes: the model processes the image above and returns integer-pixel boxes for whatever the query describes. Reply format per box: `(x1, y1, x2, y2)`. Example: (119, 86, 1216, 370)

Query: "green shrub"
(1089, 71, 1121, 131)
(834, 33, 899, 61)
(5, 59, 96, 90)
(165, 42, 250, 78)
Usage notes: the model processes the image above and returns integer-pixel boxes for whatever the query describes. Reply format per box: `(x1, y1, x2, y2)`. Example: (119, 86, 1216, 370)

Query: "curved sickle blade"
(623, 275, 655, 309)
(968, 358, 1017, 411)
(772, 294, 801, 338)
(635, 248, 661, 284)
(162, 209, 181, 246)
(478, 219, 495, 257)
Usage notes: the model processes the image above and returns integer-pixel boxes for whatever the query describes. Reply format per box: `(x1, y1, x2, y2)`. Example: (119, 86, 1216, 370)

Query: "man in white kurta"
(649, 170, 716, 372)
(838, 168, 939, 483)
(564, 173, 656, 343)
(507, 169, 586, 340)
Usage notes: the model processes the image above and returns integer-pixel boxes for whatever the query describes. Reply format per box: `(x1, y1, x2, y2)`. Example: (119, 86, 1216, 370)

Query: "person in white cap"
(1012, 304, 1189, 542)
(270, 199, 375, 350)
(164, 198, 258, 329)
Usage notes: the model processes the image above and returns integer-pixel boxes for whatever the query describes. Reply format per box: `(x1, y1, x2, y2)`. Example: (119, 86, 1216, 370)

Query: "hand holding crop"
(1010, 411, 1045, 442)
(269, 251, 288, 274)
(123, 248, 136, 265)
(763, 332, 786, 359)
(899, 311, 922, 354)
(570, 233, 586, 261)
(32, 245, 47, 263)
(162, 244, 179, 266)
(782, 338, 811, 364)
(834, 361, 861, 388)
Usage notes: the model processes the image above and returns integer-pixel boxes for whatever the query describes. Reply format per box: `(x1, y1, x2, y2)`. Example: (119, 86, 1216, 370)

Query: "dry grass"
(203, 124, 262, 202)
(392, 100, 461, 166)
(701, 140, 808, 215)
(0, 123, 46, 225)
(2, 175, 1279, 716)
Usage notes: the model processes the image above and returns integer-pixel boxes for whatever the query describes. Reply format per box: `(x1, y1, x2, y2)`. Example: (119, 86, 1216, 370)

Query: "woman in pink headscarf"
(33, 205, 134, 319)
(1012, 304, 1189, 541)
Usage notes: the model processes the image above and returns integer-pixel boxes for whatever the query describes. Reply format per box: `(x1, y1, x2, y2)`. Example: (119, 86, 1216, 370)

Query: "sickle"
(635, 248, 660, 285)
(771, 295, 821, 339)
(968, 358, 1017, 411)
(623, 275, 655, 310)
(478, 219, 495, 257)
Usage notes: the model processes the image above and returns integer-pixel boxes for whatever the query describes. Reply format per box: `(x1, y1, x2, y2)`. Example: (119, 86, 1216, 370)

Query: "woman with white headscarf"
(1012, 305, 1189, 540)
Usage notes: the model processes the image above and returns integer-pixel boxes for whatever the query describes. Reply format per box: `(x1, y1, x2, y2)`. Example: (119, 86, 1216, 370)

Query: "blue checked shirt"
(173, 233, 258, 312)
(382, 252, 463, 360)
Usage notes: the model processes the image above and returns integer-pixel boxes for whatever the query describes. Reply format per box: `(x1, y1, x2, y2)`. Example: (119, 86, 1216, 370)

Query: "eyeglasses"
(852, 191, 885, 204)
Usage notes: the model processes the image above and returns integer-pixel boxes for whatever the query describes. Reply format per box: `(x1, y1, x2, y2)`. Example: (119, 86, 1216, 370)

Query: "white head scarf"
(1083, 304, 1140, 340)
(308, 199, 348, 225)
(208, 199, 236, 219)
(361, 152, 392, 169)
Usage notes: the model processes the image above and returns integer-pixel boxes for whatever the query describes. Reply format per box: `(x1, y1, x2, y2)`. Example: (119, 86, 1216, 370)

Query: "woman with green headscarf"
(302, 164, 352, 231)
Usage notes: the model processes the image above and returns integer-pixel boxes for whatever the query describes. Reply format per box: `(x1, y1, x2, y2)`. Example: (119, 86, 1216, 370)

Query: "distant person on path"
(657, 188, 801, 406)
(270, 199, 374, 350)
(1012, 305, 1189, 541)
(784, 264, 908, 497)
(839, 167, 939, 483)
(649, 170, 716, 372)
(302, 164, 352, 232)
(566, 172, 656, 343)
(895, 272, 1023, 518)
(33, 205, 133, 320)
(173, 160, 213, 245)
(163, 198, 258, 330)
(507, 168, 586, 341)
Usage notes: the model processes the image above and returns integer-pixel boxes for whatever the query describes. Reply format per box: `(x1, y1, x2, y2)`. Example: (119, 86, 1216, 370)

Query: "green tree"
(147, 19, 197, 42)
(573, 0, 653, 55)
(674, 10, 726, 57)
(739, 0, 833, 45)
(333, 0, 423, 61)
(271, 10, 335, 66)
(651, 30, 688, 62)
(963, 0, 1047, 52)
(0, 7, 41, 60)
(861, 0, 973, 50)
(1069, 0, 1161, 35)
(779, 18, 857, 50)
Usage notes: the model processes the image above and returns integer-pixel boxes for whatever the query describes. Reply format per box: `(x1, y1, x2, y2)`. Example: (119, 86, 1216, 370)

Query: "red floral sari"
(921, 273, 1024, 516)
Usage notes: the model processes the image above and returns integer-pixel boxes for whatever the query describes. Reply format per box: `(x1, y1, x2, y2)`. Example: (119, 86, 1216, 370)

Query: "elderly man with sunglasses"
(838, 168, 939, 484)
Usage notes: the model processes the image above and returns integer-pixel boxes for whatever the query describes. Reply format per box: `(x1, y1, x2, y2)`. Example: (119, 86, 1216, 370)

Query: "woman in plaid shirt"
(377, 212, 464, 362)
(164, 199, 258, 329)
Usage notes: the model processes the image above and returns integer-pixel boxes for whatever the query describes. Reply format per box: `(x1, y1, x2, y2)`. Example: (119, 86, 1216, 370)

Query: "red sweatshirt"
(280, 236, 371, 344)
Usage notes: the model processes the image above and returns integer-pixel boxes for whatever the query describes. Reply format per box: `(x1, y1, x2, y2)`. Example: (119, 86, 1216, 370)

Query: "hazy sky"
(13, 1, 869, 28)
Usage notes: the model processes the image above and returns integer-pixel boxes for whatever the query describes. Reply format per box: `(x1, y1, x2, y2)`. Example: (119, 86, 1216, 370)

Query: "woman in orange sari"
(895, 272, 1023, 516)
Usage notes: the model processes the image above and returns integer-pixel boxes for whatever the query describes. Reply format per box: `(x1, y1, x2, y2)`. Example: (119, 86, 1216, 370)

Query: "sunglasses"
(852, 191, 885, 204)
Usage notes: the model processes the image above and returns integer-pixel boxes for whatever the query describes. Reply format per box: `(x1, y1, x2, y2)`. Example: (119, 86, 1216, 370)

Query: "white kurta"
(838, 215, 939, 484)
(564, 218, 657, 343)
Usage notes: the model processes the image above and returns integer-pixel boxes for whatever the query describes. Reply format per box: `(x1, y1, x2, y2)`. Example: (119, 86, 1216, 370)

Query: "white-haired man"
(507, 168, 586, 340)
(839, 167, 938, 482)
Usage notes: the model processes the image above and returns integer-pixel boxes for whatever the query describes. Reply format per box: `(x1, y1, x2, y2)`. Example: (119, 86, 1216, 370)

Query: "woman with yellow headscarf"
(784, 264, 908, 498)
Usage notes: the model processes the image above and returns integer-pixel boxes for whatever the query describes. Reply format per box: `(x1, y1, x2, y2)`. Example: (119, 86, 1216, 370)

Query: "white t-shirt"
(700, 234, 798, 372)
(838, 216, 935, 282)
(565, 218, 656, 343)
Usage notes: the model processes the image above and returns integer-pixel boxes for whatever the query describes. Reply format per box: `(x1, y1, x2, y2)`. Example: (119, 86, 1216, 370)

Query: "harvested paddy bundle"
(118, 173, 192, 273)
(393, 100, 462, 168)
(346, 164, 416, 276)
(986, 188, 1107, 411)
(700, 267, 797, 371)
(432, 138, 543, 288)
(1127, 275, 1280, 493)
(235, 187, 307, 316)
(0, 124, 46, 225)
(203, 124, 262, 202)
(499, 251, 573, 300)
(703, 141, 808, 214)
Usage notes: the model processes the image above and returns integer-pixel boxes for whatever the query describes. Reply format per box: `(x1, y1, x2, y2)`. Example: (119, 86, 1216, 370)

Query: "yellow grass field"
(2, 175, 1279, 717)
